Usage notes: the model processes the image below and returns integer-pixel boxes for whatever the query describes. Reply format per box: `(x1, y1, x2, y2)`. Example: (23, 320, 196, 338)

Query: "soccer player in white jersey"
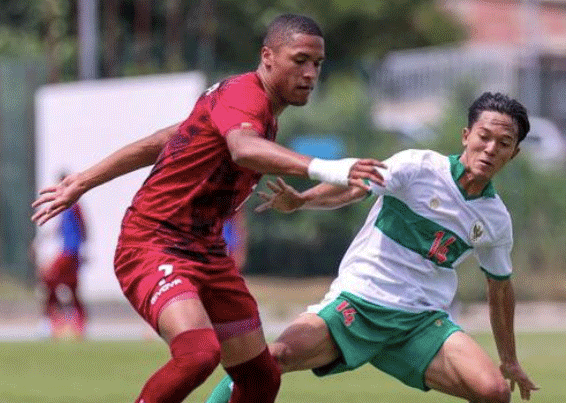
(205, 92, 539, 403)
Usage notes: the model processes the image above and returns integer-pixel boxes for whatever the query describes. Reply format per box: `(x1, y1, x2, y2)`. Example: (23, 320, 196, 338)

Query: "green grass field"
(0, 332, 563, 403)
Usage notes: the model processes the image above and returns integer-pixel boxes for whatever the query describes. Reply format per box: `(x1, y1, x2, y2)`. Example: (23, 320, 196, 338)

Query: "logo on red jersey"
(150, 278, 183, 305)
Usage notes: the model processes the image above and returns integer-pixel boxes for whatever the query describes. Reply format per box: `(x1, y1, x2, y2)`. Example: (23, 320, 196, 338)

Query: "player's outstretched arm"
(255, 177, 367, 213)
(226, 128, 386, 190)
(487, 278, 539, 400)
(31, 123, 180, 226)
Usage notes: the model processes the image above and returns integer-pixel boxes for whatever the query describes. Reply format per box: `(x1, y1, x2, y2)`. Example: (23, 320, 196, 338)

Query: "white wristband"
(307, 158, 359, 186)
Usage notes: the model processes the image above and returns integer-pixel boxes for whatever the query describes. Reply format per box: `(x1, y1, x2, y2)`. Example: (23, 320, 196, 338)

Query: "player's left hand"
(500, 361, 539, 400)
(347, 158, 387, 191)
(255, 177, 304, 213)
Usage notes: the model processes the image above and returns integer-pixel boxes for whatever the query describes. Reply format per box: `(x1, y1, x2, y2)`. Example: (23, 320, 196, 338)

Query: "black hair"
(263, 14, 323, 48)
(468, 92, 530, 143)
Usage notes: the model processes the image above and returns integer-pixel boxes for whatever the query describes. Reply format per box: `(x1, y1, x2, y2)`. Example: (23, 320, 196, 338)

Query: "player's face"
(263, 33, 325, 107)
(461, 111, 520, 181)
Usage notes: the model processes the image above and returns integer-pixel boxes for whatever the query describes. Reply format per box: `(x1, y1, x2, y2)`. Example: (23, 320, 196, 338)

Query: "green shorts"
(312, 292, 462, 391)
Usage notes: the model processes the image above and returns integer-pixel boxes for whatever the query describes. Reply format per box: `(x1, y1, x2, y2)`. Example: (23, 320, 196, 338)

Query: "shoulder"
(385, 149, 446, 172)
(369, 149, 430, 194)
(219, 73, 267, 100)
(479, 195, 513, 242)
(215, 72, 271, 114)
(489, 195, 513, 225)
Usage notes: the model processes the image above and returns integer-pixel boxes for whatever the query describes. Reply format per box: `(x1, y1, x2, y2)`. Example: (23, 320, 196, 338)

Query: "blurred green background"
(1, 0, 566, 303)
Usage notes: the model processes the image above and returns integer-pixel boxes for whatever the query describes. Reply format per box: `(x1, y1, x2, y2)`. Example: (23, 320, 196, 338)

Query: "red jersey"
(119, 72, 277, 256)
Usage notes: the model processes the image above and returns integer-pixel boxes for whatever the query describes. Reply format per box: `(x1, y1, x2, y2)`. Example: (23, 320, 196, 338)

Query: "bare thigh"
(157, 298, 214, 343)
(269, 313, 341, 373)
(425, 331, 510, 402)
(157, 298, 269, 369)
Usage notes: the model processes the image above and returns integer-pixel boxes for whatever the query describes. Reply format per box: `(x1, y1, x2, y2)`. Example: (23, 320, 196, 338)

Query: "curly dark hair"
(468, 92, 530, 143)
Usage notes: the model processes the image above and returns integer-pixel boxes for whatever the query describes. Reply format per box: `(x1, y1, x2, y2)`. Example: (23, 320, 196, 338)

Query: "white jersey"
(319, 149, 513, 314)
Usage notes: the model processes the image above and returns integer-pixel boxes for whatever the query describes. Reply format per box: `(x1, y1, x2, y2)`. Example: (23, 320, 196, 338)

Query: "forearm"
(488, 278, 518, 364)
(227, 129, 385, 189)
(300, 183, 367, 210)
(76, 123, 179, 192)
(228, 130, 311, 176)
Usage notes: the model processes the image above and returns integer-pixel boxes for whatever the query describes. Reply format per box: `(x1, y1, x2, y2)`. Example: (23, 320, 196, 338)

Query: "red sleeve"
(210, 78, 271, 138)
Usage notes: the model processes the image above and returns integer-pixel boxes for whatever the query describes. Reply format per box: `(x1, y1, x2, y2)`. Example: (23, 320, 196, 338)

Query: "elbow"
(229, 143, 262, 170)
(229, 147, 251, 166)
(229, 146, 246, 164)
(226, 129, 264, 169)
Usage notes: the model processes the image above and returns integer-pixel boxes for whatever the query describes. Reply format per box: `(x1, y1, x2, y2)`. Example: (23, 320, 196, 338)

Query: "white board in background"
(34, 72, 207, 301)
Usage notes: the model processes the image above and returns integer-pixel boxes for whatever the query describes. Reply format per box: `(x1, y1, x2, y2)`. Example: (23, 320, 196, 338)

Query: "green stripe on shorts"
(313, 292, 462, 391)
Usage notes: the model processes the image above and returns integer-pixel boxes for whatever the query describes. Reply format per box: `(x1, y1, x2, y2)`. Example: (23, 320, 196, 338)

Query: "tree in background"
(0, 0, 464, 278)
(3, 1, 565, 299)
(0, 0, 464, 80)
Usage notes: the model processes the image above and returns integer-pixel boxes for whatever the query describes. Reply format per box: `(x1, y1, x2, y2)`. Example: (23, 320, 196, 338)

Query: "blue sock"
(205, 375, 233, 403)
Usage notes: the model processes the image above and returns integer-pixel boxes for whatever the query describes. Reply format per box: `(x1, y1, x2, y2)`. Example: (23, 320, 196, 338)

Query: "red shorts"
(114, 244, 261, 340)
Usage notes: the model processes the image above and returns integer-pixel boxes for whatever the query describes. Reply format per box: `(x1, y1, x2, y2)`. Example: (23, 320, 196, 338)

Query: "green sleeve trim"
(481, 266, 512, 281)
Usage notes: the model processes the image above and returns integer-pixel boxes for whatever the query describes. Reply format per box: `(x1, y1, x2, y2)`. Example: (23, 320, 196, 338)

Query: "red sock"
(226, 347, 281, 403)
(135, 328, 221, 403)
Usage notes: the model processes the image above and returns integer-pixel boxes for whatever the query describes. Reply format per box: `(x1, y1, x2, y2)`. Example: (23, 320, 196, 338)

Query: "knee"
(271, 342, 302, 373)
(176, 344, 221, 376)
(270, 342, 291, 370)
(475, 377, 511, 403)
(171, 329, 221, 376)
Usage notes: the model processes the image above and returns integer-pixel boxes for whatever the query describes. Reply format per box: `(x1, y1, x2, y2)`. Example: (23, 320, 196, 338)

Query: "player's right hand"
(31, 172, 85, 226)
(255, 177, 304, 213)
(500, 362, 539, 400)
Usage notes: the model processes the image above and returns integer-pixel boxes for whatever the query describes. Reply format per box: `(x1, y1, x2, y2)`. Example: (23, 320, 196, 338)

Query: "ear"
(260, 46, 273, 69)
(511, 146, 520, 160)
(461, 127, 470, 147)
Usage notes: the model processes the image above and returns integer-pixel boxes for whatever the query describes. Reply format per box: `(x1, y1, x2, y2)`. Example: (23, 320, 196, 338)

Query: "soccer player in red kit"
(37, 177, 87, 339)
(32, 14, 386, 403)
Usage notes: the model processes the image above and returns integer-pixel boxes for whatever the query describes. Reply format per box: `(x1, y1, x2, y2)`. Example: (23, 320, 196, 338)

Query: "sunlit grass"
(0, 332, 561, 402)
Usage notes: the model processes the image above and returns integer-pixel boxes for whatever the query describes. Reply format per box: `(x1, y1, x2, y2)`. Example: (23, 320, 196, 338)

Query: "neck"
(458, 172, 488, 197)
(256, 66, 287, 116)
(458, 155, 489, 197)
